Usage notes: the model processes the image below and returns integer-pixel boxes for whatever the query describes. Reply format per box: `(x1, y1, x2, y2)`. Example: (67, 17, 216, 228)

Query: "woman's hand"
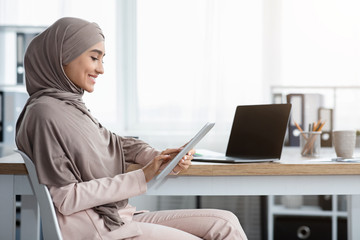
(160, 147, 195, 174)
(141, 154, 172, 182)
(141, 148, 195, 182)
(171, 148, 195, 174)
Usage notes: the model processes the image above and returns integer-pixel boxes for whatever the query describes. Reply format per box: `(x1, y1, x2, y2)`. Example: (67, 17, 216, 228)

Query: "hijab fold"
(16, 17, 128, 231)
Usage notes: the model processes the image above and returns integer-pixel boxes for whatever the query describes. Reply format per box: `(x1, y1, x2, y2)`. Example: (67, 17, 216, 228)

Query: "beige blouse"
(16, 96, 162, 239)
(48, 145, 160, 240)
(49, 169, 149, 240)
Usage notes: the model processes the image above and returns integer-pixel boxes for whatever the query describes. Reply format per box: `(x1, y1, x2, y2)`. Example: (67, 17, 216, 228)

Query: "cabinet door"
(274, 216, 331, 240)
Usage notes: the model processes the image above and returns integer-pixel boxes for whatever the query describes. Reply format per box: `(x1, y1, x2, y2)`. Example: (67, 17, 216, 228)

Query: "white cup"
(281, 195, 303, 209)
(332, 130, 356, 158)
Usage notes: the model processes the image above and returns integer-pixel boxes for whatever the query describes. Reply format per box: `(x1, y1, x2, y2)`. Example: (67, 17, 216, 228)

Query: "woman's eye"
(91, 56, 104, 64)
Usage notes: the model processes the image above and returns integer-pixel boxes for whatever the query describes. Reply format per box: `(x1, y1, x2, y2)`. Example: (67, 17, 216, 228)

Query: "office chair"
(15, 150, 63, 240)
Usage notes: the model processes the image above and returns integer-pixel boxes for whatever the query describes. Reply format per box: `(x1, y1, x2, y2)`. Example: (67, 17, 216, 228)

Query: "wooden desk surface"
(2, 147, 360, 176)
(181, 147, 360, 176)
(0, 145, 27, 175)
(182, 161, 360, 176)
(0, 153, 27, 175)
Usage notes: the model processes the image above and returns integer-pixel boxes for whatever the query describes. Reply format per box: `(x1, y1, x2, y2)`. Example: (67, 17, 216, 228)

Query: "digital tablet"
(148, 122, 215, 188)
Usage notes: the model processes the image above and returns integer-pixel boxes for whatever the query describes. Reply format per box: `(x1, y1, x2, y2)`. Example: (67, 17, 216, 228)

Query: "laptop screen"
(226, 104, 291, 159)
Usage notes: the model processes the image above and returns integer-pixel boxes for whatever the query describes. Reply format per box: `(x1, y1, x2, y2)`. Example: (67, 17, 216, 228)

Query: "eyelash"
(91, 57, 104, 64)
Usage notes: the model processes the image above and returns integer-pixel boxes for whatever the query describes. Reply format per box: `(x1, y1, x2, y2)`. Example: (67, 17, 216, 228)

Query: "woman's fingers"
(142, 154, 172, 182)
(161, 148, 180, 160)
(154, 154, 172, 166)
(187, 149, 196, 156)
(161, 148, 182, 155)
(160, 147, 195, 174)
(172, 154, 193, 173)
(161, 148, 195, 159)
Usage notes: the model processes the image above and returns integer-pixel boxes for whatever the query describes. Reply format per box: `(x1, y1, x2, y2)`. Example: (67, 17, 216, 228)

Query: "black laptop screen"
(225, 104, 291, 159)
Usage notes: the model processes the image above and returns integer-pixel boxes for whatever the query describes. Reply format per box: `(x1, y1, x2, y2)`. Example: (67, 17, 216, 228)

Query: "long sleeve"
(49, 169, 147, 216)
(120, 137, 179, 174)
(120, 137, 161, 167)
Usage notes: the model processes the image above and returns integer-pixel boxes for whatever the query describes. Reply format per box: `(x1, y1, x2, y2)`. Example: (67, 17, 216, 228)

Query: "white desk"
(1, 147, 360, 240)
(147, 147, 360, 240)
(0, 152, 40, 240)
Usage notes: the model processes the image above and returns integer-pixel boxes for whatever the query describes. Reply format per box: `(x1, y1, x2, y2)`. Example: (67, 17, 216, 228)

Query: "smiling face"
(63, 41, 105, 93)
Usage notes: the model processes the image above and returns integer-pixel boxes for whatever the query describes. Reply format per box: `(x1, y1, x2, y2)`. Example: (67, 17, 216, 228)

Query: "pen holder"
(300, 131, 321, 157)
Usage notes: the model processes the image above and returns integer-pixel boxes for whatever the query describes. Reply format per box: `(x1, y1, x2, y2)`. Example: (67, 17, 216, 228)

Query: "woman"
(15, 17, 247, 240)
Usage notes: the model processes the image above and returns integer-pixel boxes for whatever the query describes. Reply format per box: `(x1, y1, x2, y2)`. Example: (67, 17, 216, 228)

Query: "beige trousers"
(126, 209, 248, 240)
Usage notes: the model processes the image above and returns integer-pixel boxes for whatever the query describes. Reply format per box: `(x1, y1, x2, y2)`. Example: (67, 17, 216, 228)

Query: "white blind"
(130, 0, 263, 133)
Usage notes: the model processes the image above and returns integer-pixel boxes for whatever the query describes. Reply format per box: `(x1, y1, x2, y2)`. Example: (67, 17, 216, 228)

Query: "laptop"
(193, 104, 292, 163)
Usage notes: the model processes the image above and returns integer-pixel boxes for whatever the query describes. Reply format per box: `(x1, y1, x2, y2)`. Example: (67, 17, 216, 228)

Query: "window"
(278, 0, 360, 130)
(119, 0, 264, 136)
(118, 0, 360, 142)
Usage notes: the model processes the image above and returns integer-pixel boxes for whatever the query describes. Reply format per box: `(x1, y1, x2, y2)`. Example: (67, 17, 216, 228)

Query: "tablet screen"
(150, 122, 215, 187)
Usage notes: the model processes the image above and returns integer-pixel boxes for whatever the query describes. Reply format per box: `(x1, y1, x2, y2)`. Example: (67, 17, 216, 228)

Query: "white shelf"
(271, 204, 347, 217)
(268, 195, 347, 240)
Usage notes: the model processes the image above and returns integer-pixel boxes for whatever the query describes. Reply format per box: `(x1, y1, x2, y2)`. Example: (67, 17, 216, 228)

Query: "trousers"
(125, 208, 248, 240)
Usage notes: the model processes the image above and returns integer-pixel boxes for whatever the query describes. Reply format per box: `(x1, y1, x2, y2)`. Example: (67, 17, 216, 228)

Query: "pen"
(301, 121, 326, 155)
(294, 121, 303, 132)
(313, 119, 321, 131)
(294, 121, 308, 139)
(317, 121, 325, 131)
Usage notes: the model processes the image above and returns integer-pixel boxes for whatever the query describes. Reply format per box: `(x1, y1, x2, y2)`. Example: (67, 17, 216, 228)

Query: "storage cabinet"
(274, 216, 332, 240)
(0, 26, 45, 145)
(267, 195, 347, 240)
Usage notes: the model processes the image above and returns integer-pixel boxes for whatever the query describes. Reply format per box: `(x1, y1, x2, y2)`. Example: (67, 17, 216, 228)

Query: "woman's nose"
(96, 62, 104, 74)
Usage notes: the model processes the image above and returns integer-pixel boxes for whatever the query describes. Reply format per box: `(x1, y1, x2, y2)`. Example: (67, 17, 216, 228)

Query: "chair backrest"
(15, 150, 63, 240)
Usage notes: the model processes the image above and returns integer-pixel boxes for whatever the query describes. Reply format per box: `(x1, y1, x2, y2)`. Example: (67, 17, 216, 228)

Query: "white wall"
(0, 0, 118, 128)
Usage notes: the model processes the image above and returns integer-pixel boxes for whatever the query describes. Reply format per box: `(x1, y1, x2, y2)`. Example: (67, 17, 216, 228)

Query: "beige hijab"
(16, 17, 129, 231)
